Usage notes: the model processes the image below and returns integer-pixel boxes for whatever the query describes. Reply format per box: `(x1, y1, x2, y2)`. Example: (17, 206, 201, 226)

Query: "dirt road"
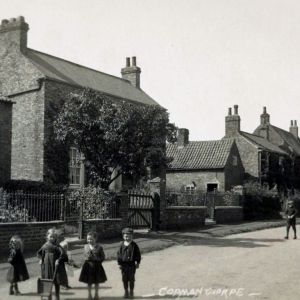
(0, 225, 298, 300)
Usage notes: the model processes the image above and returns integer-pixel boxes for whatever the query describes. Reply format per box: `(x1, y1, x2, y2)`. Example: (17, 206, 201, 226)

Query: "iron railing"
(0, 190, 64, 222)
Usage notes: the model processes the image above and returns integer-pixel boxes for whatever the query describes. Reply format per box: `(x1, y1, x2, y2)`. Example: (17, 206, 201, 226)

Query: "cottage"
(166, 129, 244, 192)
(0, 16, 161, 188)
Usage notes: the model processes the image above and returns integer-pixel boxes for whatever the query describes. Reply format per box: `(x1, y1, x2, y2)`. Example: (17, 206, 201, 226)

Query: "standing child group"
(6, 227, 141, 299)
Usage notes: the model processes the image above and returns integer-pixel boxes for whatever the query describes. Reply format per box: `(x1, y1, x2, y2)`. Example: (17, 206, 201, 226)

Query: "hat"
(122, 227, 134, 234)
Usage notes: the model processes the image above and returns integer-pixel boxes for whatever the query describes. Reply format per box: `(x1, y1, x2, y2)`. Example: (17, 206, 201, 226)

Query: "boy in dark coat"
(117, 227, 141, 299)
(285, 200, 297, 239)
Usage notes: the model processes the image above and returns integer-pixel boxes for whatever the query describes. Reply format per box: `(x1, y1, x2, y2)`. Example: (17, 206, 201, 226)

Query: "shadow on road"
(137, 231, 286, 249)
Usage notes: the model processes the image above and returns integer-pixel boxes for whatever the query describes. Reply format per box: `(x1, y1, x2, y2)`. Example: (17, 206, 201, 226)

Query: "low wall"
(0, 221, 64, 256)
(82, 218, 123, 241)
(163, 206, 206, 229)
(214, 206, 243, 224)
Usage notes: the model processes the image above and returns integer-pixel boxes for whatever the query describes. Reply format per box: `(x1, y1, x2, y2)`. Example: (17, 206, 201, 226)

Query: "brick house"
(0, 16, 160, 188)
(223, 105, 299, 191)
(166, 129, 244, 192)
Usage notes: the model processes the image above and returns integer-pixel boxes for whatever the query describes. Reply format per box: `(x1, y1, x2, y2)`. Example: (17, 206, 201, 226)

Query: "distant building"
(166, 129, 244, 192)
(223, 105, 300, 191)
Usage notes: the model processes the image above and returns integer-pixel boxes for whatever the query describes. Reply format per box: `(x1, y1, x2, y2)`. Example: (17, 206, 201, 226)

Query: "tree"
(54, 88, 177, 189)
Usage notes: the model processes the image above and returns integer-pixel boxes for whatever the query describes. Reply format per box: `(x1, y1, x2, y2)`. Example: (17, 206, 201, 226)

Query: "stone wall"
(0, 221, 64, 256)
(235, 136, 259, 179)
(0, 100, 13, 186)
(224, 142, 244, 190)
(166, 170, 225, 191)
(214, 206, 243, 224)
(162, 206, 206, 229)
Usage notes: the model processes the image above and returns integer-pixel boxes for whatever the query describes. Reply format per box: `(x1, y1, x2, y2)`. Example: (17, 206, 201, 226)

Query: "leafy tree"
(54, 88, 177, 189)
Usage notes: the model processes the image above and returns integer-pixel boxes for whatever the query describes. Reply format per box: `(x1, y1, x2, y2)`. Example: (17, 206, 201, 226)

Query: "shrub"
(67, 186, 119, 220)
(0, 188, 30, 222)
(243, 181, 281, 220)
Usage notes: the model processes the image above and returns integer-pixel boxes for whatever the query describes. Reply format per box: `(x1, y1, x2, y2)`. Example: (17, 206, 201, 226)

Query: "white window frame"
(69, 147, 84, 187)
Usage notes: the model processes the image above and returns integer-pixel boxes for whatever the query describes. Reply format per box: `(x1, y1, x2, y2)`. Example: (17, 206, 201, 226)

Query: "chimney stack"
(260, 106, 270, 125)
(225, 105, 241, 137)
(121, 56, 141, 88)
(0, 16, 28, 52)
(290, 120, 298, 139)
(177, 128, 189, 147)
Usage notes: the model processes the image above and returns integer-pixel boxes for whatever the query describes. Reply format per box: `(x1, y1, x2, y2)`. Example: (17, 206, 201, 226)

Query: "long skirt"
(79, 260, 107, 284)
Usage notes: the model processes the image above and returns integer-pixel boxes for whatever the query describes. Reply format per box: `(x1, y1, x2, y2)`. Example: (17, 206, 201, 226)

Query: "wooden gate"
(128, 191, 154, 229)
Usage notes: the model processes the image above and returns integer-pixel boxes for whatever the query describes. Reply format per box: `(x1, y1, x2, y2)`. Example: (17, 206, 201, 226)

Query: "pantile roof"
(167, 139, 235, 170)
(25, 49, 159, 106)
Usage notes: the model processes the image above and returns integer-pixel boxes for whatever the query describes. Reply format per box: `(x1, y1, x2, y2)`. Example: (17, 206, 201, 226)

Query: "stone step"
(205, 218, 216, 225)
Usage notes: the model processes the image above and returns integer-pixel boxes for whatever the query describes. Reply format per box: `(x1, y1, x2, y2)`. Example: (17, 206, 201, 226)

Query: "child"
(117, 227, 141, 299)
(37, 228, 68, 300)
(7, 235, 29, 295)
(55, 229, 71, 289)
(79, 231, 107, 300)
(285, 200, 297, 239)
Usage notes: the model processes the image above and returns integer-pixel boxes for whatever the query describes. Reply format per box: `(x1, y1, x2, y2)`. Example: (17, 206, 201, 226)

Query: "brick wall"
(0, 221, 64, 256)
(0, 101, 13, 186)
(162, 206, 206, 229)
(214, 206, 243, 223)
(10, 90, 45, 181)
(166, 170, 225, 191)
(0, 19, 45, 182)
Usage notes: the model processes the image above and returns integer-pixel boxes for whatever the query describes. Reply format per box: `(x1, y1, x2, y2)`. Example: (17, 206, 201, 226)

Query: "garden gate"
(128, 191, 159, 230)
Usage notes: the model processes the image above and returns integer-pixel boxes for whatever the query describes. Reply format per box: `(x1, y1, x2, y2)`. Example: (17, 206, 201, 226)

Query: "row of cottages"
(167, 105, 300, 193)
(0, 16, 162, 188)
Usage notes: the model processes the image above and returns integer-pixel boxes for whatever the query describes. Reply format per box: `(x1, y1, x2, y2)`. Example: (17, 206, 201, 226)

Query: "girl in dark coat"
(37, 228, 68, 300)
(79, 231, 107, 300)
(7, 235, 29, 295)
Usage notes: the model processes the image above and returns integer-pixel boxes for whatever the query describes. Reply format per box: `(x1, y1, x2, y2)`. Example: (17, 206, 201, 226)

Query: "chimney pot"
(234, 105, 238, 115)
(228, 108, 232, 116)
(132, 56, 136, 66)
(291, 120, 294, 126)
(263, 106, 267, 114)
(295, 120, 298, 126)
(126, 57, 130, 67)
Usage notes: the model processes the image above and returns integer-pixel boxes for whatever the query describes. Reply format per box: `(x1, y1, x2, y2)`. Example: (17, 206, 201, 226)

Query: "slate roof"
(239, 131, 287, 155)
(25, 49, 159, 106)
(269, 125, 300, 156)
(167, 139, 235, 170)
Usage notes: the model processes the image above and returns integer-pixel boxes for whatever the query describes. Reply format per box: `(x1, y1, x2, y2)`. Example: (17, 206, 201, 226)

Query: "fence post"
(60, 194, 65, 221)
(78, 200, 84, 240)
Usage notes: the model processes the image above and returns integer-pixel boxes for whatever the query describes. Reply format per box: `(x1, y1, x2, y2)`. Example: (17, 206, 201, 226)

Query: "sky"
(1, 0, 300, 141)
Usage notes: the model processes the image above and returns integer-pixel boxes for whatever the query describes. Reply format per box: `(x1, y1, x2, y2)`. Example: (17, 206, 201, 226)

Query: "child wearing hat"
(117, 228, 141, 299)
(285, 200, 297, 239)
